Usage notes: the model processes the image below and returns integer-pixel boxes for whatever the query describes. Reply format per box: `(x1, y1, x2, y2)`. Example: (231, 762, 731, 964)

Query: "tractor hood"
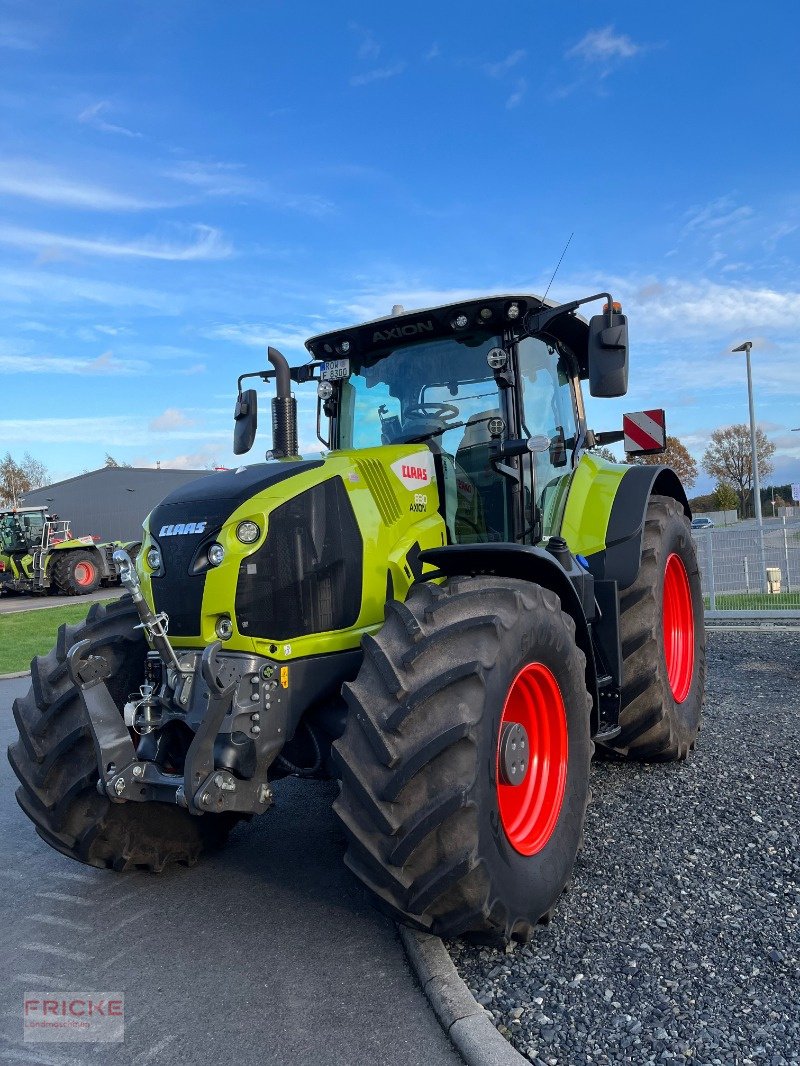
(143, 460, 324, 636)
(139, 447, 447, 654)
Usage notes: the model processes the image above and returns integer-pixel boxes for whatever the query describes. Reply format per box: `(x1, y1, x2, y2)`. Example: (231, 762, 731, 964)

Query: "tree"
(713, 481, 738, 513)
(0, 452, 30, 506)
(593, 445, 620, 463)
(21, 452, 49, 490)
(702, 424, 775, 518)
(104, 454, 131, 468)
(626, 435, 698, 489)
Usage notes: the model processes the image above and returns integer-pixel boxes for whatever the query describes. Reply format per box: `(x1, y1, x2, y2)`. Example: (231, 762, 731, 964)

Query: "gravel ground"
(450, 630, 800, 1065)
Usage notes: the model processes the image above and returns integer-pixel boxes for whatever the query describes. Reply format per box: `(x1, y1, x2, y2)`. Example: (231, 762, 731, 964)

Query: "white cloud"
(0, 20, 38, 50)
(207, 322, 311, 354)
(349, 22, 381, 61)
(0, 268, 180, 311)
(0, 159, 165, 211)
(0, 416, 230, 447)
(0, 350, 148, 376)
(0, 223, 232, 262)
(566, 26, 642, 64)
(485, 50, 526, 79)
(506, 78, 527, 109)
(78, 101, 142, 139)
(350, 63, 406, 87)
(166, 160, 333, 215)
(682, 196, 754, 237)
(149, 408, 195, 432)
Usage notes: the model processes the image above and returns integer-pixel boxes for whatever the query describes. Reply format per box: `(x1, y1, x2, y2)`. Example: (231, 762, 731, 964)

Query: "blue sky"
(1, 0, 799, 494)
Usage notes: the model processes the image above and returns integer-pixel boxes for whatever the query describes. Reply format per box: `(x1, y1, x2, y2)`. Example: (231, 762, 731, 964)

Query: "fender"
(47, 542, 117, 581)
(418, 543, 599, 733)
(585, 464, 689, 591)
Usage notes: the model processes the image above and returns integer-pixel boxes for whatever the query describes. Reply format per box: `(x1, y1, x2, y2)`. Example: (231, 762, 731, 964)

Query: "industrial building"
(20, 467, 210, 543)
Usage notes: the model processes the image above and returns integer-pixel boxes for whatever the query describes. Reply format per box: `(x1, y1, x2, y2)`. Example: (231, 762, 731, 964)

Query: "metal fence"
(692, 518, 800, 617)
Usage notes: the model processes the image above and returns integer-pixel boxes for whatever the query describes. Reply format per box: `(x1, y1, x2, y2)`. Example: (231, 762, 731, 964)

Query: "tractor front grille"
(235, 476, 362, 640)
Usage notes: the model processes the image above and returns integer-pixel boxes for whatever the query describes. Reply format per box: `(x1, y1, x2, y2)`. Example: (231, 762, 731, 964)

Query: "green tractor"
(0, 506, 136, 596)
(9, 291, 704, 941)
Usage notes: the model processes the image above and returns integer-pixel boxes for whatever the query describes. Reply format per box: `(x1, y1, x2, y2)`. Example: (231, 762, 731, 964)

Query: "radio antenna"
(541, 232, 574, 305)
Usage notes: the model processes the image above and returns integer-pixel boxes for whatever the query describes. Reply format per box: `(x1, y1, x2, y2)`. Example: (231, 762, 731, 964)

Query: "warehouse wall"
(21, 467, 209, 542)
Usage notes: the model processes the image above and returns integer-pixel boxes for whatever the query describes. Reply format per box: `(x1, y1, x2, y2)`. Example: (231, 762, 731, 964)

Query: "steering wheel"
(403, 401, 460, 424)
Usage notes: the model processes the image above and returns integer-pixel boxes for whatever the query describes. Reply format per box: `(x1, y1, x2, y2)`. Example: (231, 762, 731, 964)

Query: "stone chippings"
(449, 630, 800, 1065)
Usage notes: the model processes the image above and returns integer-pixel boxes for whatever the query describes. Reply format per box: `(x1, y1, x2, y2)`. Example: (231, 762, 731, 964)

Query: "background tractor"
(0, 505, 137, 596)
(8, 291, 705, 942)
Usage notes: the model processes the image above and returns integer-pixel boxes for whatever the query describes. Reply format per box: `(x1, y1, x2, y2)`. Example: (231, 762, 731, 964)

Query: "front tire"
(610, 495, 705, 760)
(332, 576, 593, 941)
(8, 596, 236, 871)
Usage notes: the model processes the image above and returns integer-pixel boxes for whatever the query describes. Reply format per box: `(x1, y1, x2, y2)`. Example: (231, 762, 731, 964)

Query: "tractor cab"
(0, 506, 48, 554)
(303, 293, 625, 546)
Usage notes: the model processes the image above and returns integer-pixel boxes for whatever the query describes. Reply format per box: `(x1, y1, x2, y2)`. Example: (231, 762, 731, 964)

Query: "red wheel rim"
(662, 553, 694, 703)
(496, 662, 568, 856)
(74, 561, 96, 587)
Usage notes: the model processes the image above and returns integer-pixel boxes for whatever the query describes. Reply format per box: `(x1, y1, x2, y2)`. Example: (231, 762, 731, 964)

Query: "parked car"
(691, 516, 714, 530)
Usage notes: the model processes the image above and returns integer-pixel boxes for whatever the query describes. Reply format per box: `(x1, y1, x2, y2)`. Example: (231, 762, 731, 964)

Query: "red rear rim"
(662, 553, 694, 703)
(74, 561, 96, 587)
(496, 662, 568, 856)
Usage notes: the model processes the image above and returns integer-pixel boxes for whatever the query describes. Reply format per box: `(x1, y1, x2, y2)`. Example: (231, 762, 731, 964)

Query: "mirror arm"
(237, 368, 276, 393)
(522, 292, 614, 337)
(593, 430, 625, 445)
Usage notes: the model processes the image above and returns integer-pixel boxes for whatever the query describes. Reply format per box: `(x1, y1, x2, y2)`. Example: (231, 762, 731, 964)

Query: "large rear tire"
(610, 495, 705, 761)
(332, 576, 593, 942)
(8, 596, 236, 871)
(52, 550, 101, 595)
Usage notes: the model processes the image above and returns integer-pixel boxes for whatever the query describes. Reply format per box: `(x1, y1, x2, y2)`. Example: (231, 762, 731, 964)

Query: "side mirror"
(233, 388, 258, 455)
(588, 311, 629, 397)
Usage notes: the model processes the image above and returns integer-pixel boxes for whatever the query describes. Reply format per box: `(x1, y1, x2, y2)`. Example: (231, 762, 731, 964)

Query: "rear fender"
(418, 543, 599, 733)
(47, 542, 116, 580)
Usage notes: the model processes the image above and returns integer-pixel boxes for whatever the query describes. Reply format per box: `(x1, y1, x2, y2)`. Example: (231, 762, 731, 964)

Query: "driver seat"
(455, 410, 506, 537)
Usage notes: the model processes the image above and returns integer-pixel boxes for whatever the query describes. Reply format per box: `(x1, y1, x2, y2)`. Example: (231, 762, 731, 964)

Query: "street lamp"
(731, 340, 763, 525)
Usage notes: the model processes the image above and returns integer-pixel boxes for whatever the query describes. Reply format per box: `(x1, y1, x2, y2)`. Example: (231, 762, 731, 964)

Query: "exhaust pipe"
(267, 346, 298, 458)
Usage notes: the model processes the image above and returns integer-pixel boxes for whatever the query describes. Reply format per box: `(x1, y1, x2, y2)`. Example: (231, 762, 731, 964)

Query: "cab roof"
(304, 293, 591, 377)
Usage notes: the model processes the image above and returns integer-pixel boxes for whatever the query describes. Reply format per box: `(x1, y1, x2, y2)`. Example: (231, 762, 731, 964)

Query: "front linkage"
(67, 549, 284, 817)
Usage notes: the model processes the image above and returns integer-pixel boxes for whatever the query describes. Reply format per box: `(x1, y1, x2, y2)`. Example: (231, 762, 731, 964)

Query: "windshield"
(339, 333, 503, 450)
(337, 333, 512, 542)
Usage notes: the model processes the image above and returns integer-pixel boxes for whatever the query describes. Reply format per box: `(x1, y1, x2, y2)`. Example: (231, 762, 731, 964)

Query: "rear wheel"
(52, 550, 101, 595)
(8, 596, 237, 871)
(332, 576, 593, 941)
(610, 495, 705, 760)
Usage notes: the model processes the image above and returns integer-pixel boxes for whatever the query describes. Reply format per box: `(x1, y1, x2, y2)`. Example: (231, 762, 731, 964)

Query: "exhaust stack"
(267, 346, 298, 458)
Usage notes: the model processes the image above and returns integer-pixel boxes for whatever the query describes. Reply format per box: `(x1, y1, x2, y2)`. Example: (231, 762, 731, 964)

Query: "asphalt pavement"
(0, 677, 462, 1066)
(0, 588, 119, 616)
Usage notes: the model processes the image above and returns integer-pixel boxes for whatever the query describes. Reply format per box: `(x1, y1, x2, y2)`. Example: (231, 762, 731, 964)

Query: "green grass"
(703, 591, 800, 611)
(0, 603, 94, 674)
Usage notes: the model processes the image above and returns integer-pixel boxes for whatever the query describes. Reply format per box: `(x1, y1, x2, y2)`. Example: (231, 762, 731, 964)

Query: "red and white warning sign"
(623, 409, 667, 455)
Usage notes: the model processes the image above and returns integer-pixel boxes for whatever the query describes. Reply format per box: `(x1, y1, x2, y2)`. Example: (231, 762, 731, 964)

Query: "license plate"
(320, 359, 350, 381)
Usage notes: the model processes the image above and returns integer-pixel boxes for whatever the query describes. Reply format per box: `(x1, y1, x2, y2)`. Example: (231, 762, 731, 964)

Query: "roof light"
(453, 314, 469, 329)
(479, 307, 492, 320)
(338, 340, 351, 354)
(487, 347, 508, 370)
(506, 302, 520, 320)
(317, 380, 333, 400)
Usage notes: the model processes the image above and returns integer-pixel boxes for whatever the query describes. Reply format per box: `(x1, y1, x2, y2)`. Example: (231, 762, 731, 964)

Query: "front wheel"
(610, 495, 705, 760)
(332, 576, 593, 942)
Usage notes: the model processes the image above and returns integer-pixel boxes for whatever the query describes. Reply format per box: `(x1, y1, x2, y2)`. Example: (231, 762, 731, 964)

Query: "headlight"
(216, 616, 233, 640)
(207, 543, 225, 567)
(146, 546, 162, 570)
(236, 520, 261, 544)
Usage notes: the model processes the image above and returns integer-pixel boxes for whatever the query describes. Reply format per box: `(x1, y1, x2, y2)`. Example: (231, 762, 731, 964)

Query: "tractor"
(0, 506, 136, 596)
(9, 291, 704, 942)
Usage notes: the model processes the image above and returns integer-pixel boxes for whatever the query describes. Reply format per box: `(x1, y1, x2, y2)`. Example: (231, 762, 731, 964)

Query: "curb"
(398, 926, 526, 1066)
(0, 671, 29, 681)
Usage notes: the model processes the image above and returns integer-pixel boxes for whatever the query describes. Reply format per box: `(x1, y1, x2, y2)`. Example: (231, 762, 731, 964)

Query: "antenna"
(541, 232, 574, 306)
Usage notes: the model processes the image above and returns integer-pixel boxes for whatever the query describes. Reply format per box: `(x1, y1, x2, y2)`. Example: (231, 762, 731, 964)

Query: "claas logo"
(401, 464, 428, 482)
